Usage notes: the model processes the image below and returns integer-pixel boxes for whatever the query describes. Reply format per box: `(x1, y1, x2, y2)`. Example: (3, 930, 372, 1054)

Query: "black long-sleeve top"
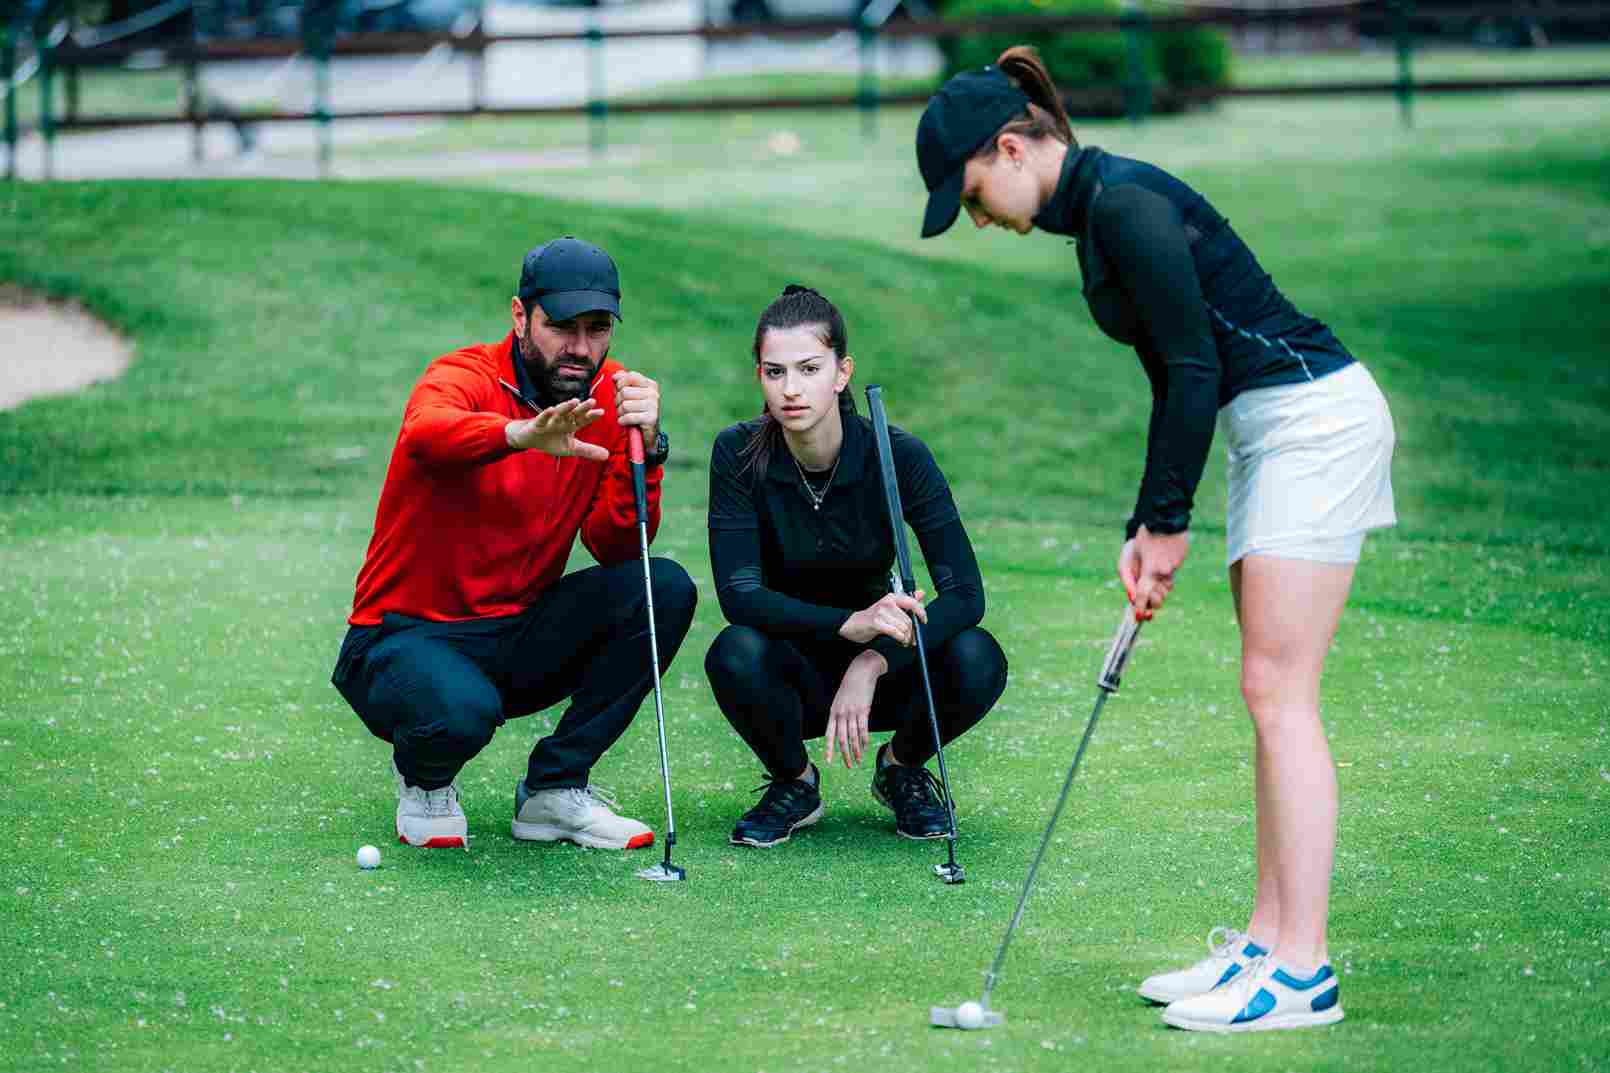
(1032, 146, 1357, 539)
(707, 411, 985, 675)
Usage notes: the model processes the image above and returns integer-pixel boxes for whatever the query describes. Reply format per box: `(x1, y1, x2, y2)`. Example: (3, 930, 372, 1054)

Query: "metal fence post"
(1393, 0, 1415, 129)
(1121, 0, 1151, 124)
(857, 19, 876, 143)
(3, 21, 16, 182)
(64, 0, 80, 126)
(313, 22, 332, 176)
(468, 3, 487, 114)
(700, 0, 713, 76)
(64, 58, 79, 125)
(586, 17, 605, 159)
(184, 14, 202, 166)
(38, 21, 54, 180)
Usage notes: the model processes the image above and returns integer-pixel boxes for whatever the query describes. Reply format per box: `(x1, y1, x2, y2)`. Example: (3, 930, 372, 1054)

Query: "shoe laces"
(887, 763, 947, 809)
(1219, 954, 1274, 1004)
(1206, 925, 1248, 960)
(421, 783, 460, 818)
(571, 785, 620, 813)
(748, 772, 813, 816)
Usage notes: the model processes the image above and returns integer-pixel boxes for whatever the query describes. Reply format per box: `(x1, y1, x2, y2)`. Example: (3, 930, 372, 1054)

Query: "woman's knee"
(936, 627, 1009, 713)
(1240, 650, 1317, 730)
(705, 625, 772, 695)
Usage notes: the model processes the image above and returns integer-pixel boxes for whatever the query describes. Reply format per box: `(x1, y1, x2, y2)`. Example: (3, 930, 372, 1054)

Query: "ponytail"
(976, 45, 1076, 159)
(739, 284, 855, 482)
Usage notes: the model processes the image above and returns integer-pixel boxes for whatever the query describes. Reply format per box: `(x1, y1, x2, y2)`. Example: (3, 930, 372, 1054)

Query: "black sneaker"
(871, 754, 953, 840)
(730, 768, 823, 847)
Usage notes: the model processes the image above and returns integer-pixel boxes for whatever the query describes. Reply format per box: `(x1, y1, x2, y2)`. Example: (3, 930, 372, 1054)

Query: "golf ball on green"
(356, 844, 381, 870)
(955, 1001, 985, 1029)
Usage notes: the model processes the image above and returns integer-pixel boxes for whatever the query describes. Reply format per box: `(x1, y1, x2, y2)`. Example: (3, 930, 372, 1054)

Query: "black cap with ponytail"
(985, 45, 1076, 155)
(916, 45, 1079, 236)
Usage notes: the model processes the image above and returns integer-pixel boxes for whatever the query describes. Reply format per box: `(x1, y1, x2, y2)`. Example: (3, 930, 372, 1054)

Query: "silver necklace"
(792, 452, 841, 511)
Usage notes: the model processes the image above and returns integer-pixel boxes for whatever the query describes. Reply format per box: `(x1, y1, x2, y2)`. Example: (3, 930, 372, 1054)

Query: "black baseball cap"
(916, 67, 1031, 239)
(518, 236, 622, 321)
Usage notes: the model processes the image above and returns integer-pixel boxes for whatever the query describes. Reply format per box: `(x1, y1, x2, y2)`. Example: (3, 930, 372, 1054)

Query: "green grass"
(1236, 43, 1610, 86)
(13, 66, 186, 127)
(604, 45, 1610, 101)
(3, 89, 1609, 1073)
(613, 70, 939, 103)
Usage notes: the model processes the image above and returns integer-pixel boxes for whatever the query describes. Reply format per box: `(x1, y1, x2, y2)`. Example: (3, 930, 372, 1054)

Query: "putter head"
(635, 861, 686, 883)
(933, 862, 966, 884)
(929, 1004, 1004, 1030)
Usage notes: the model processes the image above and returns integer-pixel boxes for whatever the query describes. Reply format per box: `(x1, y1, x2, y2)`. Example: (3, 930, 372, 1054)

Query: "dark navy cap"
(916, 67, 1031, 238)
(518, 236, 622, 321)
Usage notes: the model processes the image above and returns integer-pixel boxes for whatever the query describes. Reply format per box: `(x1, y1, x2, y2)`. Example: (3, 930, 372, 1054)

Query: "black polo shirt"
(707, 411, 983, 674)
(1033, 146, 1356, 540)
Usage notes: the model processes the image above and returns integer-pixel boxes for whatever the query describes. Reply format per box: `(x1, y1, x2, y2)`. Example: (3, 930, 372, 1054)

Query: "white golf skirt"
(1220, 361, 1397, 567)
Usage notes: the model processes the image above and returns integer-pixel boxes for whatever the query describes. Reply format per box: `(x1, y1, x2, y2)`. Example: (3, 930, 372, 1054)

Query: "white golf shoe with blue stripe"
(1137, 927, 1269, 1004)
(1161, 955, 1344, 1032)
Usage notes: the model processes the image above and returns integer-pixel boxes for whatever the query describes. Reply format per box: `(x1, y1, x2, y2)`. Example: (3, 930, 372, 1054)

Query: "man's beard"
(521, 327, 605, 408)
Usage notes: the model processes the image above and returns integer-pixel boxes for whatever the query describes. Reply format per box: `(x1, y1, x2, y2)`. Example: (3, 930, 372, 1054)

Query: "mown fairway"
(2, 88, 1608, 1073)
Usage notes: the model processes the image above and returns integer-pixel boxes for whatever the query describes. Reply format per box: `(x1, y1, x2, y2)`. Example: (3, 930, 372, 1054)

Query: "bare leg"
(1233, 561, 1282, 950)
(1235, 554, 1356, 971)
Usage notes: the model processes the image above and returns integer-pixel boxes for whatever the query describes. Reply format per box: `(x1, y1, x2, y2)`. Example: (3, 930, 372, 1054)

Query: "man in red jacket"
(332, 237, 696, 851)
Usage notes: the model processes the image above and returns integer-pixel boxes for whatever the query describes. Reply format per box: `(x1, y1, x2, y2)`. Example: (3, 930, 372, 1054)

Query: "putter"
(931, 605, 1144, 1029)
(864, 385, 965, 885)
(626, 426, 685, 884)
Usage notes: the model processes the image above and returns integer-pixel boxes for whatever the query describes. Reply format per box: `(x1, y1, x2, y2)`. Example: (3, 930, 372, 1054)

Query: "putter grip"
(627, 427, 648, 524)
(864, 385, 918, 593)
(1098, 606, 1143, 693)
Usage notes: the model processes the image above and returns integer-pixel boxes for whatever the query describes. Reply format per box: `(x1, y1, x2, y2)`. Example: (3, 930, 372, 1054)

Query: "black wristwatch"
(642, 430, 670, 468)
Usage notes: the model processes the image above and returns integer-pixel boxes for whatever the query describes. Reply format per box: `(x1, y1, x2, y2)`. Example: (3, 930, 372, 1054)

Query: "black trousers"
(332, 559, 696, 792)
(705, 624, 1007, 780)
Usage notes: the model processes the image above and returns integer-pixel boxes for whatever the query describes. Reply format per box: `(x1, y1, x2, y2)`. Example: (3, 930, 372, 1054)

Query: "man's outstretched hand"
(506, 397, 609, 460)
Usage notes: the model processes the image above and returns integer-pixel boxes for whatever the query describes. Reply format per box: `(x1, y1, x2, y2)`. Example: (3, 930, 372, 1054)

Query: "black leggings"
(705, 624, 1007, 779)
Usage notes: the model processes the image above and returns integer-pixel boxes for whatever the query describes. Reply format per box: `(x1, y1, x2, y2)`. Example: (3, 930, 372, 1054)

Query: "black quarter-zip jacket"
(1034, 146, 1357, 539)
(707, 411, 985, 675)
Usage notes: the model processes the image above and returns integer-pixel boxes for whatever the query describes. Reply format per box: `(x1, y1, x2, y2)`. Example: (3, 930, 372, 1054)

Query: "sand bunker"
(0, 286, 133, 412)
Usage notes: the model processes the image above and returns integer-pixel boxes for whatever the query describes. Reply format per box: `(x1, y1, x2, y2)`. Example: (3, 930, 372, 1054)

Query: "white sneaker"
(1138, 926, 1270, 1004)
(1161, 955, 1344, 1033)
(395, 764, 467, 849)
(511, 782, 654, 850)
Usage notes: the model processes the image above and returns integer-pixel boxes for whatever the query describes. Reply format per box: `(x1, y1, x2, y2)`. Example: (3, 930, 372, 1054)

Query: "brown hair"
(739, 284, 855, 481)
(974, 45, 1077, 160)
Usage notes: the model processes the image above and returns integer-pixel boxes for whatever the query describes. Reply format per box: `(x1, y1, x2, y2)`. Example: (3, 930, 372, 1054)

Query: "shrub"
(1155, 24, 1232, 89)
(938, 0, 1232, 102)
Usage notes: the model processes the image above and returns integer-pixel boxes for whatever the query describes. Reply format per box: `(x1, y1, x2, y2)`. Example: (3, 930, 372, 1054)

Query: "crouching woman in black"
(705, 285, 1008, 848)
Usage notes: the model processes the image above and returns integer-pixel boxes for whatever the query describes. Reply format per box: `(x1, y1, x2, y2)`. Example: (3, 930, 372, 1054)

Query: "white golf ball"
(955, 1000, 985, 1030)
(356, 844, 381, 870)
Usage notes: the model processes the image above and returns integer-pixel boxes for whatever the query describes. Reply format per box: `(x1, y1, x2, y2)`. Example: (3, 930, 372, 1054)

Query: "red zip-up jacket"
(348, 332, 662, 626)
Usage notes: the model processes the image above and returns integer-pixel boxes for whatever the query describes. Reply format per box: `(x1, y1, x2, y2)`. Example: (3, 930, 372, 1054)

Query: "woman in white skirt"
(913, 47, 1396, 1032)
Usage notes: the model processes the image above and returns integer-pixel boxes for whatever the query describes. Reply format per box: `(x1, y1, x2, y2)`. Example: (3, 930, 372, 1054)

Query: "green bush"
(938, 0, 1232, 96)
(1155, 24, 1232, 89)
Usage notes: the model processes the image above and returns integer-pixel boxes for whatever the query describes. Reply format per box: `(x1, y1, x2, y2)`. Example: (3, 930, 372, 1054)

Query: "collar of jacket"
(507, 332, 541, 402)
(1033, 145, 1105, 240)
(764, 408, 869, 489)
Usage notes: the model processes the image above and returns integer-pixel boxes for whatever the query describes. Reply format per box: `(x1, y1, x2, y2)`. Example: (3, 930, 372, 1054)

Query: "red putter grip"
(626, 426, 649, 526)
